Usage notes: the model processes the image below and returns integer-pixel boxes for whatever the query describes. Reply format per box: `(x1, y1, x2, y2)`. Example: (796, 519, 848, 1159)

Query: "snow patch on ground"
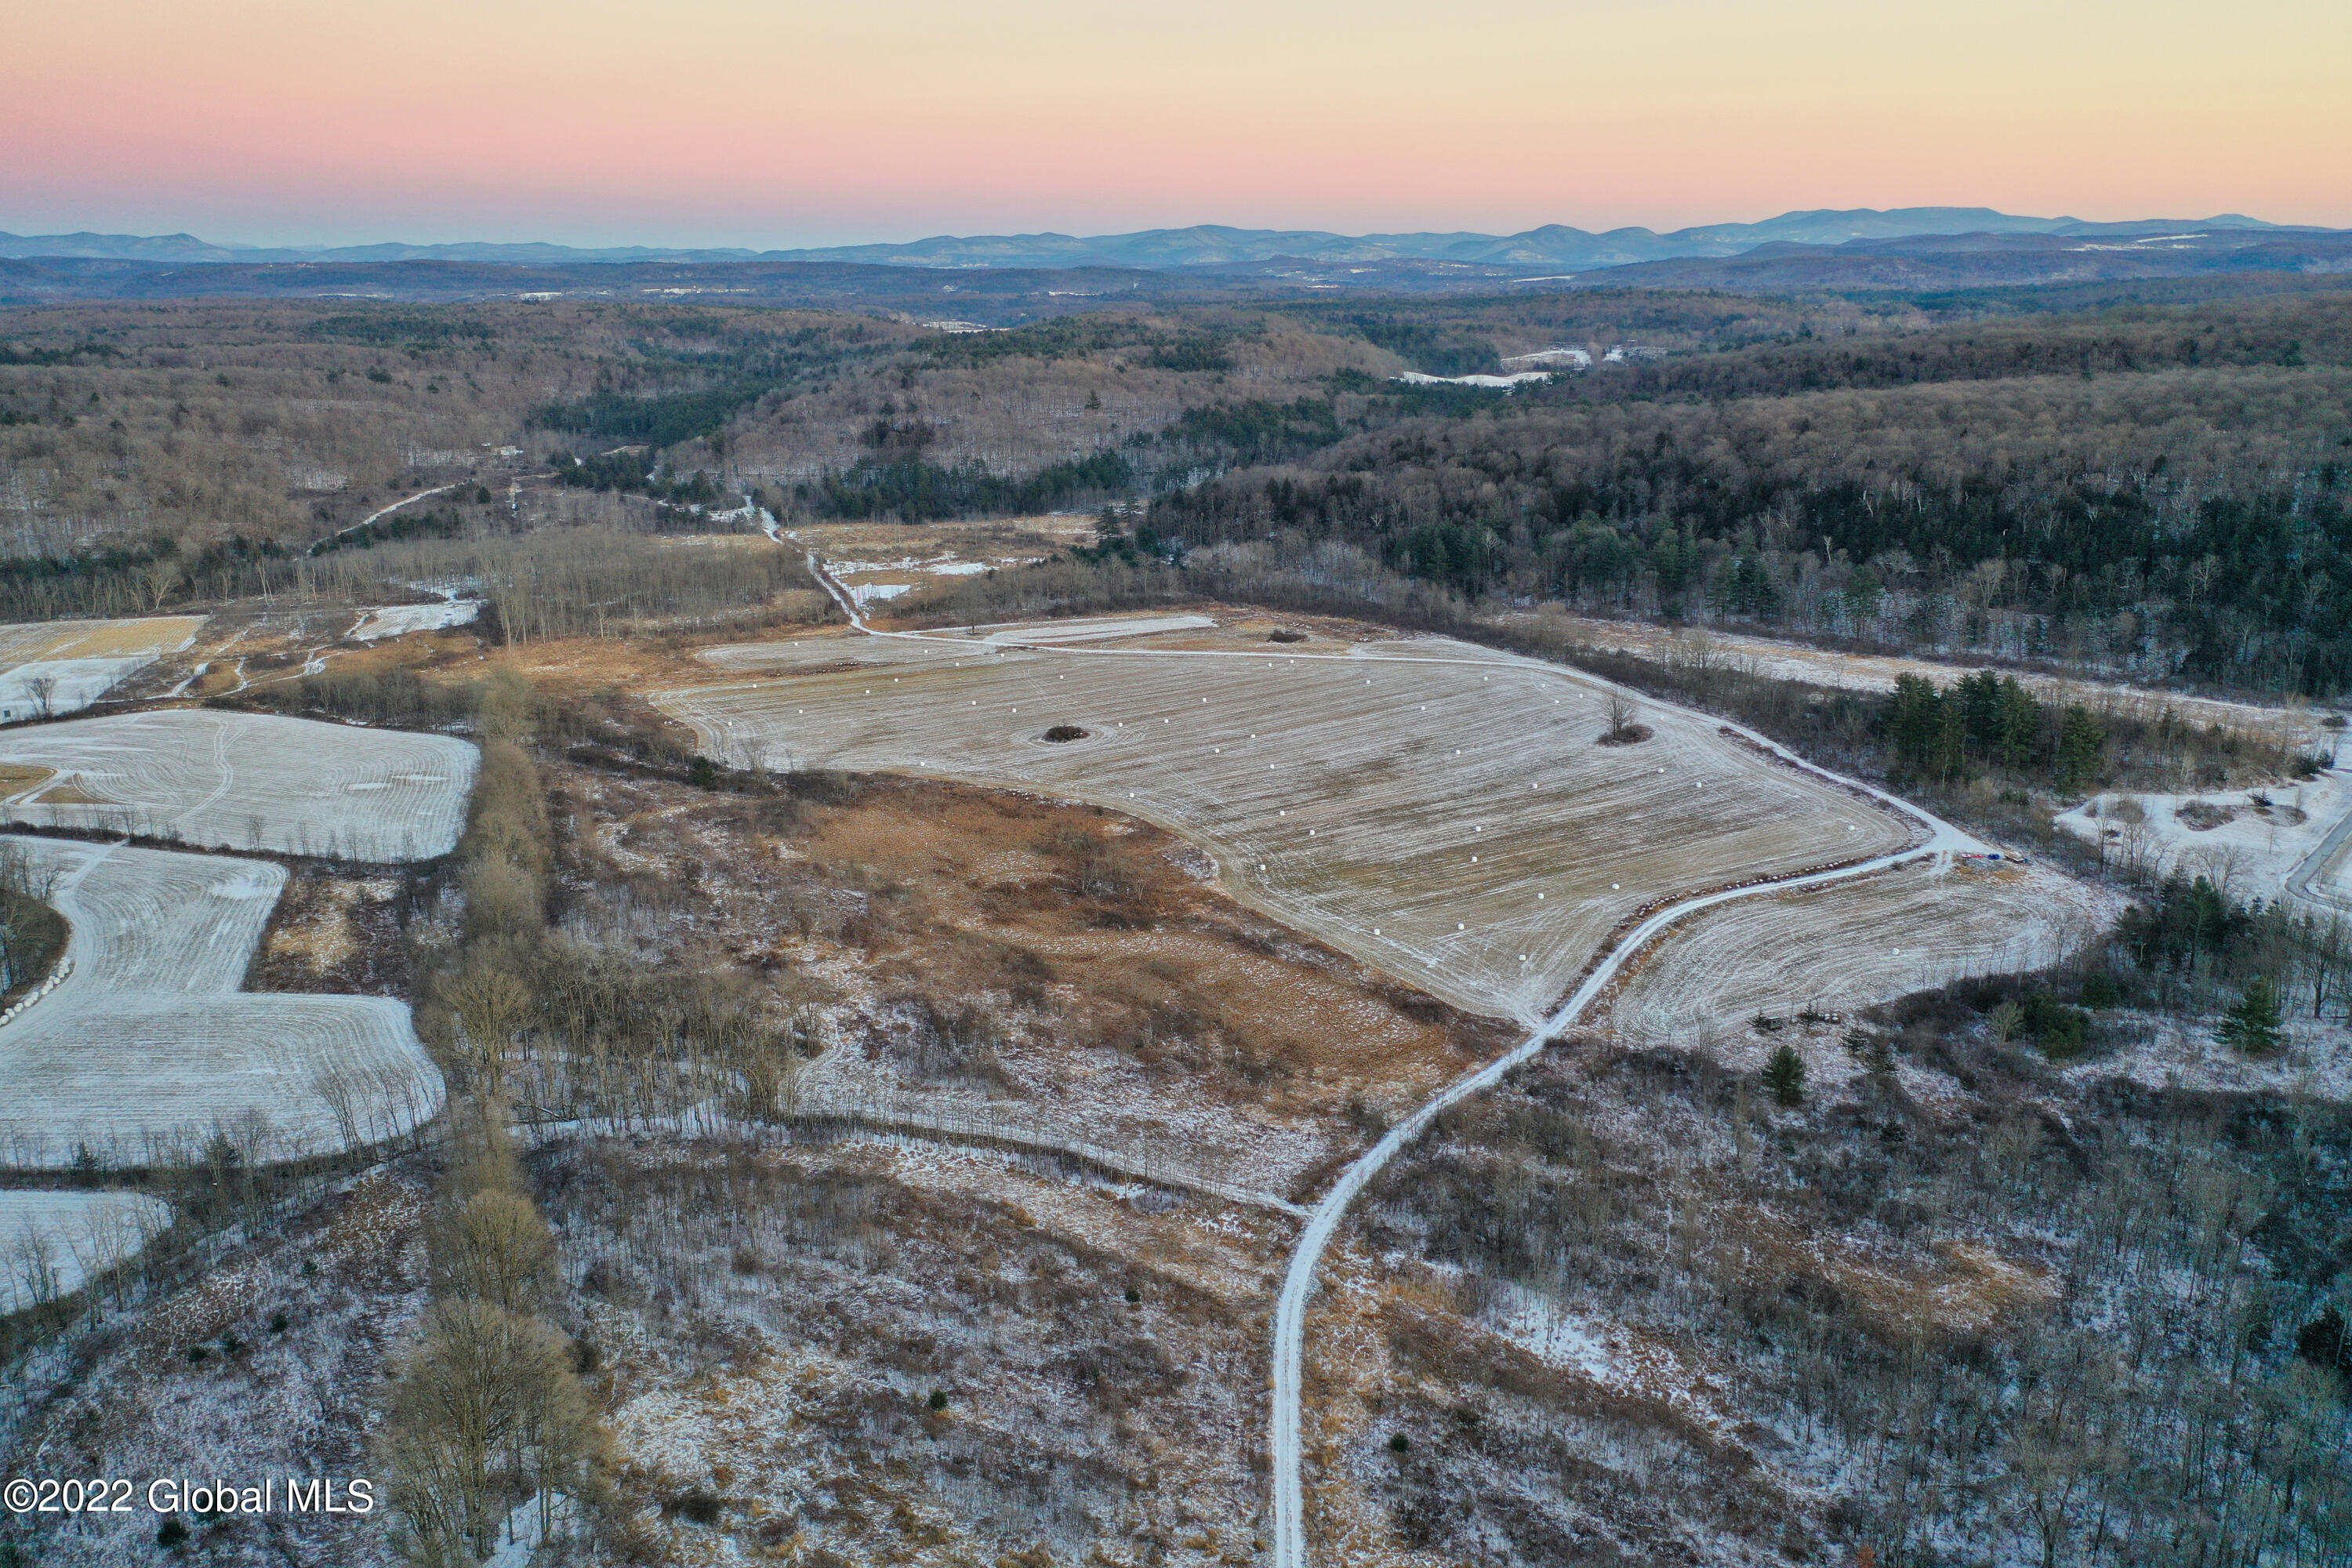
(1392, 371, 1553, 388)
(0, 616, 204, 722)
(348, 600, 481, 641)
(975, 613, 1218, 644)
(2053, 775, 2352, 908)
(0, 1189, 173, 1311)
(1484, 1279, 1619, 1381)
(2070, 1011, 2352, 1102)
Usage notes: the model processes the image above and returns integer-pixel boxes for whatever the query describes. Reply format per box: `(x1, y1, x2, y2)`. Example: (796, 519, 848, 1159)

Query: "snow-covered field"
(0, 616, 205, 722)
(0, 710, 477, 862)
(659, 623, 1914, 1024)
(0, 1189, 173, 1312)
(1392, 371, 1553, 389)
(977, 613, 1218, 644)
(829, 551, 1041, 609)
(1605, 858, 2128, 1056)
(349, 600, 481, 641)
(2063, 1012, 2352, 1102)
(0, 836, 442, 1168)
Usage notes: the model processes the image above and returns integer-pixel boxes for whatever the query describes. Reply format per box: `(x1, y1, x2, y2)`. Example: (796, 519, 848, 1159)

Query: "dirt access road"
(790, 554, 1991, 1564)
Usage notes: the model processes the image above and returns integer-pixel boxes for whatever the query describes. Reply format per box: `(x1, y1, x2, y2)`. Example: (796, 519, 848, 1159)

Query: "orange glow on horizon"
(5, 0, 2347, 245)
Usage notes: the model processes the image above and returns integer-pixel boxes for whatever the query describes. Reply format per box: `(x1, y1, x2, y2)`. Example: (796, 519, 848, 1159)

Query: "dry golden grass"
(0, 764, 56, 801)
(0, 615, 201, 665)
(800, 782, 1501, 1113)
(1725, 1205, 2057, 1341)
(558, 762, 1512, 1196)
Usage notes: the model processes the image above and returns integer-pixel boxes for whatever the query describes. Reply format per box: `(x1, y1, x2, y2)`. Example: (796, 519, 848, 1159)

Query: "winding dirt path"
(799, 555, 1985, 1563)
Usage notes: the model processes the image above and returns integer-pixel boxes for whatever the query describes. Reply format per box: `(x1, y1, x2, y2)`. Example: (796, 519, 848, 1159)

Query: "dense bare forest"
(7, 270, 2352, 1567)
(1145, 294, 2352, 695)
(20, 288, 2350, 698)
(1343, 1023, 2352, 1566)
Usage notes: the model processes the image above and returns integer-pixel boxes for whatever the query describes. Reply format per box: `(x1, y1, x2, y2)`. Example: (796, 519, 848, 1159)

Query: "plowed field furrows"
(0, 710, 477, 862)
(0, 615, 205, 721)
(0, 837, 442, 1168)
(0, 1189, 173, 1310)
(657, 622, 1914, 1024)
(1604, 858, 2129, 1047)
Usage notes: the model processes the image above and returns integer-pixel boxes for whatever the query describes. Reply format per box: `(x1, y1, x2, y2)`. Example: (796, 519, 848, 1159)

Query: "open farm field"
(796, 516, 1082, 606)
(0, 836, 441, 1169)
(786, 515, 1096, 561)
(0, 1189, 173, 1312)
(0, 615, 205, 722)
(656, 617, 1915, 1024)
(0, 710, 477, 861)
(1603, 858, 2129, 1063)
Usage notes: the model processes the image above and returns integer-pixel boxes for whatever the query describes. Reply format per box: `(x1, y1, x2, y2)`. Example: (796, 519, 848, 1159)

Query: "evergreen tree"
(2056, 704, 2105, 791)
(2296, 1306, 2350, 1381)
(2215, 975, 2286, 1056)
(1888, 674, 1945, 780)
(1761, 1044, 1808, 1107)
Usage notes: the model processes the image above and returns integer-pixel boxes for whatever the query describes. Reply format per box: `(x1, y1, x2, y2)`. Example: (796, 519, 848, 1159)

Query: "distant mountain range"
(2, 209, 2340, 273)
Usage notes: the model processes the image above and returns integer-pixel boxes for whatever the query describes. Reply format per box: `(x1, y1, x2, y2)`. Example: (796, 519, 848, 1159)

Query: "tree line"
(387, 695, 606, 1564)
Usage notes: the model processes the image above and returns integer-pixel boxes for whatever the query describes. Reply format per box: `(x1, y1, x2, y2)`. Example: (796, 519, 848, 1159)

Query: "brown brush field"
(554, 762, 1515, 1199)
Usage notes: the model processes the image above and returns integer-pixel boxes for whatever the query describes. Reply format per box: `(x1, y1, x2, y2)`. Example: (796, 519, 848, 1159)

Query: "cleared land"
(0, 836, 442, 1168)
(349, 601, 480, 641)
(657, 618, 1914, 1025)
(2053, 777, 2352, 907)
(1604, 858, 2129, 1062)
(0, 1189, 173, 1312)
(0, 615, 205, 722)
(0, 710, 477, 861)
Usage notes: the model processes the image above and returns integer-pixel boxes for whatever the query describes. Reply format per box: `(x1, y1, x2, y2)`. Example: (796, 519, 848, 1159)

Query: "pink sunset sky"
(6, 0, 2348, 246)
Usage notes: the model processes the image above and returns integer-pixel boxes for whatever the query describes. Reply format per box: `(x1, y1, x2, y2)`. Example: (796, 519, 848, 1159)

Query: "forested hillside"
(1145, 292, 2352, 695)
(11, 285, 2352, 698)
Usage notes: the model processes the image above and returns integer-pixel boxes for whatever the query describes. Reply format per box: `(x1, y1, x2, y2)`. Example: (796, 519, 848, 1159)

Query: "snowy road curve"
(803, 556, 1983, 1563)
